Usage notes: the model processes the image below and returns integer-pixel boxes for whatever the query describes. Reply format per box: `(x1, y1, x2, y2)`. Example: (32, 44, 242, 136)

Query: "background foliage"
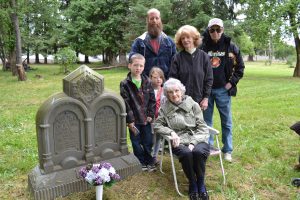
(0, 0, 298, 68)
(55, 47, 77, 73)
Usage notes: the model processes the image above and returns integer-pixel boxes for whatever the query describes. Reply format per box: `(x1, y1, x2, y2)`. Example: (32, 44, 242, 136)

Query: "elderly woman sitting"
(154, 78, 210, 200)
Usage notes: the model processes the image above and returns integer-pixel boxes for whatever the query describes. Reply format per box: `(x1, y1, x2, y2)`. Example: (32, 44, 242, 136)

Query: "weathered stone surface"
(63, 65, 104, 106)
(28, 65, 141, 200)
(28, 155, 141, 200)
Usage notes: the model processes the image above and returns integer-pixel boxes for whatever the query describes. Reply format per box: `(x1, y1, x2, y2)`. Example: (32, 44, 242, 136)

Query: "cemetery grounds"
(0, 61, 299, 199)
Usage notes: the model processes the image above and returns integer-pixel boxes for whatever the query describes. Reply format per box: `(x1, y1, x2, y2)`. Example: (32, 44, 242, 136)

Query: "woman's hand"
(200, 98, 208, 110)
(170, 132, 180, 147)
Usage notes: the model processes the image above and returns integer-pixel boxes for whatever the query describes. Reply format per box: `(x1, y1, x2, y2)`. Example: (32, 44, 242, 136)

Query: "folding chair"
(159, 126, 226, 196)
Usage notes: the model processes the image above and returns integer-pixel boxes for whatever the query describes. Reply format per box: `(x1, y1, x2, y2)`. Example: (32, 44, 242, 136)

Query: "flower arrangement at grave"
(79, 162, 121, 187)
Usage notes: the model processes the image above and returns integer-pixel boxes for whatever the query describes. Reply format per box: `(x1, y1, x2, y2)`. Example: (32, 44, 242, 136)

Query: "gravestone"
(28, 65, 141, 200)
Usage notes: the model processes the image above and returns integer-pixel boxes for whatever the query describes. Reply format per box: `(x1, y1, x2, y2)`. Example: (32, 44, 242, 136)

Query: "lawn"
(0, 61, 299, 200)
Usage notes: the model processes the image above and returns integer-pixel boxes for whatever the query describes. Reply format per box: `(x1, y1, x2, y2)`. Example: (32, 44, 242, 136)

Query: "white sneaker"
(224, 153, 232, 162)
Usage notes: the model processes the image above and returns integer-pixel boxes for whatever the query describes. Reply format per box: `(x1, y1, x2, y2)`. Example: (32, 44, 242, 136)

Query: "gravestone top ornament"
(28, 65, 141, 200)
(63, 66, 104, 106)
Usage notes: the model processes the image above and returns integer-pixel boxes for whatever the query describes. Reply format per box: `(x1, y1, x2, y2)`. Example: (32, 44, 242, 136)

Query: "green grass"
(0, 61, 299, 200)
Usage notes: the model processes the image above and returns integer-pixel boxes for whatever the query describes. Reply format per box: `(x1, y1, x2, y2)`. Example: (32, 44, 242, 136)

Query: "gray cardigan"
(154, 95, 209, 145)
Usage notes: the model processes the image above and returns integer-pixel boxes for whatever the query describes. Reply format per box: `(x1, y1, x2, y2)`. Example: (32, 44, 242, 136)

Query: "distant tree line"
(0, 0, 299, 80)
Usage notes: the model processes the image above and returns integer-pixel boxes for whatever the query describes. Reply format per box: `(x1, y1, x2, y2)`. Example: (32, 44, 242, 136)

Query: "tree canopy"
(0, 0, 299, 76)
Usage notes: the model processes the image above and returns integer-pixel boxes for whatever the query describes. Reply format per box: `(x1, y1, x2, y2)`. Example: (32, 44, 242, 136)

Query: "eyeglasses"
(209, 28, 222, 33)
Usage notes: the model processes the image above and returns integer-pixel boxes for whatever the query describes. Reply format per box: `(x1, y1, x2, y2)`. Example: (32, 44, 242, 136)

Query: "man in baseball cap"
(201, 17, 245, 163)
(208, 18, 224, 28)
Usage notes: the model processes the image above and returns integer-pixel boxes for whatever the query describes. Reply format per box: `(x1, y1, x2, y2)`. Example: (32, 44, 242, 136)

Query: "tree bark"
(0, 43, 6, 71)
(26, 48, 30, 64)
(53, 43, 58, 54)
(44, 55, 48, 64)
(248, 55, 254, 61)
(119, 50, 127, 66)
(293, 36, 300, 77)
(288, 11, 300, 77)
(84, 55, 90, 63)
(9, 50, 17, 76)
(10, 0, 26, 80)
(35, 52, 40, 63)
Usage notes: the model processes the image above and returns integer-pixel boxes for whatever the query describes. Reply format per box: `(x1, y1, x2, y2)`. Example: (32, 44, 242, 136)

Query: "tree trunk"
(105, 49, 114, 65)
(27, 48, 30, 64)
(10, 0, 26, 80)
(84, 55, 90, 63)
(9, 50, 17, 76)
(293, 36, 300, 77)
(288, 11, 300, 77)
(35, 52, 40, 63)
(248, 55, 254, 61)
(103, 51, 109, 64)
(44, 55, 48, 64)
(53, 43, 58, 54)
(1, 58, 5, 71)
(119, 50, 127, 66)
(0, 44, 6, 71)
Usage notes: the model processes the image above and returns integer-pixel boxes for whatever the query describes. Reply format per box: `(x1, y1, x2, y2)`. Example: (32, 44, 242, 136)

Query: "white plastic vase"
(95, 185, 103, 200)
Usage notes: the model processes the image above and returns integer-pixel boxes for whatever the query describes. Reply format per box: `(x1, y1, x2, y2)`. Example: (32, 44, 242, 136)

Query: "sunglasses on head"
(209, 28, 222, 33)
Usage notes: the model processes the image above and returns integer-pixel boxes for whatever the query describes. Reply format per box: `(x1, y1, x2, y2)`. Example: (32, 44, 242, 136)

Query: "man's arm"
(229, 43, 245, 86)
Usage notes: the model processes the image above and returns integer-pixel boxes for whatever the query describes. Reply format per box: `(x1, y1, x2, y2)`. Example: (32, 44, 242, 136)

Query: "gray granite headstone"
(28, 65, 141, 200)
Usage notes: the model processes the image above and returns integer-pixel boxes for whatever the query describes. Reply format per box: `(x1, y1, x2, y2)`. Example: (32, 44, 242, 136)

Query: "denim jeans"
(203, 87, 233, 153)
(129, 123, 154, 165)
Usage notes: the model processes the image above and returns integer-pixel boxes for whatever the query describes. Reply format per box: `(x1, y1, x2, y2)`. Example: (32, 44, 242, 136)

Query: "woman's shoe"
(199, 191, 209, 200)
(189, 192, 199, 200)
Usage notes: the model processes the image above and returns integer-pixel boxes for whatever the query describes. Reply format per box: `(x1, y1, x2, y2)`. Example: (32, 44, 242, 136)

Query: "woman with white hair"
(154, 78, 210, 200)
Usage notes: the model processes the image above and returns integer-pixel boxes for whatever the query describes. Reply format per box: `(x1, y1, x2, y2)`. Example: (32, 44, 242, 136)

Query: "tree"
(240, 0, 300, 76)
(274, 41, 295, 61)
(235, 31, 255, 61)
(64, 0, 130, 65)
(0, 2, 14, 71)
(24, 0, 61, 64)
(10, 0, 26, 80)
(55, 47, 77, 74)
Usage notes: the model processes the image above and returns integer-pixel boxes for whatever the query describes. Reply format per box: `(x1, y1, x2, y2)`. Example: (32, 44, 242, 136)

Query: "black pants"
(172, 142, 210, 186)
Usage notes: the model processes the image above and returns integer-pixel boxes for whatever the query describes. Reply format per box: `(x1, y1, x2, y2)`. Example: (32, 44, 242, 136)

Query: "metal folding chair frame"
(159, 126, 226, 196)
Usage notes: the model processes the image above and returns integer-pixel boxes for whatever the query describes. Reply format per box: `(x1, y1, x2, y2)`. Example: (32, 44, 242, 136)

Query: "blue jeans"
(203, 87, 233, 153)
(129, 123, 154, 165)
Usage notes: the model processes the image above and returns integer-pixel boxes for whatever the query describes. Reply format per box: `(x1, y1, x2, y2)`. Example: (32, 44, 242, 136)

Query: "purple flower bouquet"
(79, 162, 120, 186)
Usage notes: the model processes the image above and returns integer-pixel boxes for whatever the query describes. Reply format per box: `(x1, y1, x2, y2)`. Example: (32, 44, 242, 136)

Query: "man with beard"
(130, 8, 176, 79)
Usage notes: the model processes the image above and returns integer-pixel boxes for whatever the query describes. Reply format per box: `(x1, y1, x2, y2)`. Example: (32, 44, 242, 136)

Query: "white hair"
(163, 78, 186, 96)
(147, 8, 160, 17)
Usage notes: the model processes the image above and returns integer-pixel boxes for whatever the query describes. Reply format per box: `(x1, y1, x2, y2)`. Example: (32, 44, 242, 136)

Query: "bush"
(55, 47, 78, 74)
(286, 55, 296, 68)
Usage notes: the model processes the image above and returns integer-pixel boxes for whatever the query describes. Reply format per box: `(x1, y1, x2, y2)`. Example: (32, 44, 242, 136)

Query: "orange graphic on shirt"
(210, 57, 221, 68)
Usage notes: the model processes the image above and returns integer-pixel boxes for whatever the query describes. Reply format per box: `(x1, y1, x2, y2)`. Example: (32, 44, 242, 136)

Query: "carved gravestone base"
(28, 154, 141, 200)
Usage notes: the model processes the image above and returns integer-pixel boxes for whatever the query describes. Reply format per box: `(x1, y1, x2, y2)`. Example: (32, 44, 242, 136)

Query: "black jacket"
(201, 29, 244, 96)
(169, 49, 213, 103)
(120, 73, 156, 124)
